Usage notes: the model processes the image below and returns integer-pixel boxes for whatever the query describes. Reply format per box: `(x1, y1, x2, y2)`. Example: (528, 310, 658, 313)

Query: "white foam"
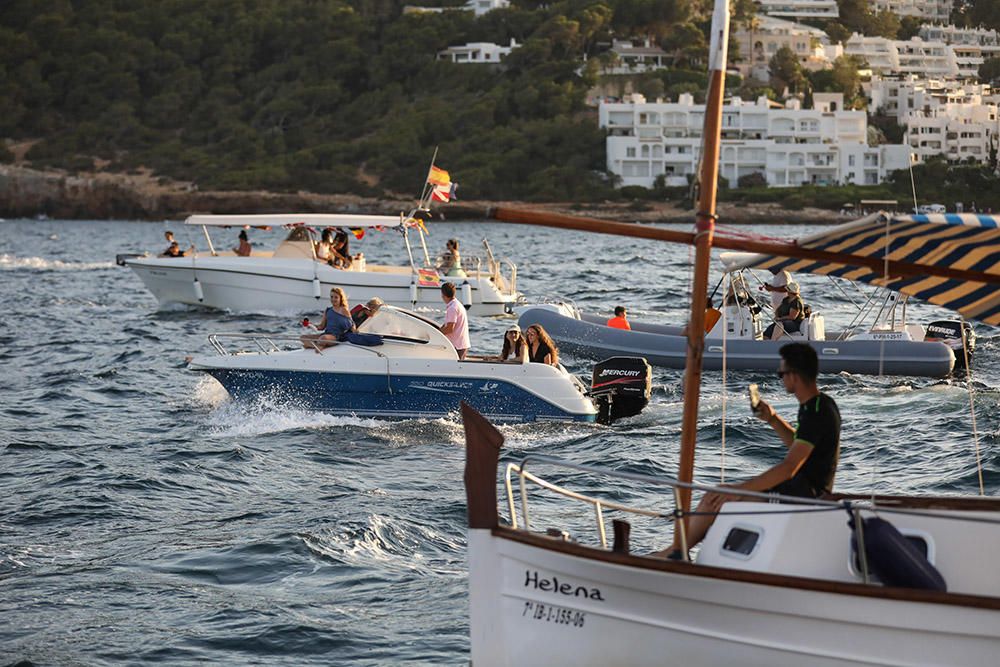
(0, 254, 114, 271)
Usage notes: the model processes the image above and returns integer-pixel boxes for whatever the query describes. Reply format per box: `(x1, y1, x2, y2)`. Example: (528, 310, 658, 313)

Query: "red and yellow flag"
(350, 227, 365, 240)
(427, 166, 451, 186)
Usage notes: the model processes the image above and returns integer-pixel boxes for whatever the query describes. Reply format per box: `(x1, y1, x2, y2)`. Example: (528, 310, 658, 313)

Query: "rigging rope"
(960, 319, 985, 496)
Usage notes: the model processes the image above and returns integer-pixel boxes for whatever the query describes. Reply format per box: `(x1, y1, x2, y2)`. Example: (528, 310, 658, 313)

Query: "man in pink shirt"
(439, 282, 470, 359)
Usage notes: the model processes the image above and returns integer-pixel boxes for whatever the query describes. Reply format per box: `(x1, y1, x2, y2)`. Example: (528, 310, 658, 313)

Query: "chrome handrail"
(205, 332, 389, 358)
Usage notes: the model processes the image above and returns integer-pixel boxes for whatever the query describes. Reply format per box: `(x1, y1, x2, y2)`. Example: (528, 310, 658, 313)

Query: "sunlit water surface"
(1, 218, 998, 664)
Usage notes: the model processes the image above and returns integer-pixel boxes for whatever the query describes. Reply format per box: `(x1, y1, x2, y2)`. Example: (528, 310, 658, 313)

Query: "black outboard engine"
(590, 357, 652, 425)
(925, 320, 976, 368)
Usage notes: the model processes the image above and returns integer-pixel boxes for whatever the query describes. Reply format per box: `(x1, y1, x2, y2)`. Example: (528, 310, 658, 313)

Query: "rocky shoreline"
(0, 165, 844, 224)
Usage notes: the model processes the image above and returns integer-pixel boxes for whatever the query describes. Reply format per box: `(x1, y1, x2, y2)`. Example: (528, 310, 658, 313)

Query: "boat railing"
(206, 333, 392, 358)
(504, 454, 894, 561)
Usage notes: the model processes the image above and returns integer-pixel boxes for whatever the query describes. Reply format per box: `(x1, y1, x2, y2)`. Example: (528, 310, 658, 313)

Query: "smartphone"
(748, 383, 760, 413)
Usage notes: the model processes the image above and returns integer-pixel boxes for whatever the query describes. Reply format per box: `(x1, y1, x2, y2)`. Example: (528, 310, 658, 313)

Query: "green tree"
(769, 46, 807, 95)
(980, 56, 1000, 84)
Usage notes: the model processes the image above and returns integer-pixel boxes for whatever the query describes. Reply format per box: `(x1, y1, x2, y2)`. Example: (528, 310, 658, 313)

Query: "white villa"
(437, 39, 518, 64)
(844, 34, 961, 78)
(600, 39, 670, 75)
(403, 0, 508, 16)
(906, 104, 999, 163)
(871, 0, 951, 24)
(601, 93, 911, 189)
(733, 16, 830, 81)
(756, 0, 839, 20)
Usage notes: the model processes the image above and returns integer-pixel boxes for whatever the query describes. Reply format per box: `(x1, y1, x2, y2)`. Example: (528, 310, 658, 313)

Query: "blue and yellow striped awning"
(722, 213, 1000, 326)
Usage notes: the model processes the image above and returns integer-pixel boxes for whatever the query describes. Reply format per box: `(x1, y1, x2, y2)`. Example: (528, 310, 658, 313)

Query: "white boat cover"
(184, 213, 405, 228)
(721, 212, 1000, 326)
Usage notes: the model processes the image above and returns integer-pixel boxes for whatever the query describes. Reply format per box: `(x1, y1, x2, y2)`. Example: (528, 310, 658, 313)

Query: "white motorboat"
(117, 213, 522, 316)
(187, 305, 651, 424)
(461, 1, 1000, 663)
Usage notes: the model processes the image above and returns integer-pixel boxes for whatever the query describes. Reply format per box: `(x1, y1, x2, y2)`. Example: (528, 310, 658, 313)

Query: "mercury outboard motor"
(590, 357, 652, 425)
(925, 320, 975, 368)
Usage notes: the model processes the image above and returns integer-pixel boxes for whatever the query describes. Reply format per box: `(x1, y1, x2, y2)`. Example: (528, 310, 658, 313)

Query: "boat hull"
(126, 256, 517, 316)
(470, 529, 1000, 666)
(519, 307, 956, 377)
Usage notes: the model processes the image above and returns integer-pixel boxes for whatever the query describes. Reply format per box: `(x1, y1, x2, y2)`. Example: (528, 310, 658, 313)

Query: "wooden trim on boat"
(829, 493, 1000, 511)
(463, 402, 504, 529)
(492, 526, 1000, 610)
(488, 207, 1000, 287)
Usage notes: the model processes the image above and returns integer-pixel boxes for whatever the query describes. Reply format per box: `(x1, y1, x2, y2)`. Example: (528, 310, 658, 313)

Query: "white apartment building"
(871, 0, 951, 23)
(756, 0, 839, 20)
(465, 0, 509, 15)
(844, 34, 960, 77)
(906, 103, 999, 163)
(437, 39, 517, 63)
(919, 24, 1000, 78)
(733, 16, 830, 81)
(600, 93, 911, 189)
(868, 75, 994, 120)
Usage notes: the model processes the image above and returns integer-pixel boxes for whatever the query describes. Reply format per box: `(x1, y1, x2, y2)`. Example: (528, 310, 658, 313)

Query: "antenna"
(908, 151, 918, 213)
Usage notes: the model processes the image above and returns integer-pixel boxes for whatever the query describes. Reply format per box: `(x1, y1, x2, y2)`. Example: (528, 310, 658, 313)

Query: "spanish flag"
(427, 166, 451, 186)
(350, 227, 365, 240)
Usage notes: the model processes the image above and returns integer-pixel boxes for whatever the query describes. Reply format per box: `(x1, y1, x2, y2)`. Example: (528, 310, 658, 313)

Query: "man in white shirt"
(762, 269, 792, 311)
(439, 282, 470, 359)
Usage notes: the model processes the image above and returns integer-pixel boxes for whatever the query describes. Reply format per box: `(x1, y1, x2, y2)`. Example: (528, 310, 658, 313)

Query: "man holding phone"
(656, 342, 841, 560)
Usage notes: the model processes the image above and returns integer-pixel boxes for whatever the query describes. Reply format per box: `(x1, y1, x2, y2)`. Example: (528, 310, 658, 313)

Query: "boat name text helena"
(524, 570, 605, 601)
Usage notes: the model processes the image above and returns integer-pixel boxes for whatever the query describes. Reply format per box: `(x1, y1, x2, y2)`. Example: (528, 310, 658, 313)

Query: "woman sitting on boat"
(315, 229, 334, 262)
(301, 287, 355, 350)
(436, 238, 466, 277)
(525, 324, 559, 366)
(328, 230, 353, 269)
(499, 325, 528, 363)
(764, 281, 805, 340)
(234, 230, 252, 257)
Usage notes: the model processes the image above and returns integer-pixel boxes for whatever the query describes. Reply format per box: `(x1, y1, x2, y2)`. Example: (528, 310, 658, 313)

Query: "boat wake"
(0, 253, 114, 271)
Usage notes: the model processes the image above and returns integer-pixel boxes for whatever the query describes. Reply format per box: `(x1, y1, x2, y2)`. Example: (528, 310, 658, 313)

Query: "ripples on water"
(1, 219, 998, 664)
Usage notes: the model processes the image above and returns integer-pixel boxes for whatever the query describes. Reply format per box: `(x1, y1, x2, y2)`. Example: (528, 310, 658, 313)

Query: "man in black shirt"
(657, 342, 841, 559)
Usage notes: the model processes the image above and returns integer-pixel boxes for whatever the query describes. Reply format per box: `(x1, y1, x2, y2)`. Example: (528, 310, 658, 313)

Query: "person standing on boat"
(301, 287, 355, 350)
(234, 229, 252, 257)
(525, 325, 559, 366)
(657, 343, 840, 560)
(439, 282, 470, 359)
(762, 269, 792, 310)
(607, 306, 631, 330)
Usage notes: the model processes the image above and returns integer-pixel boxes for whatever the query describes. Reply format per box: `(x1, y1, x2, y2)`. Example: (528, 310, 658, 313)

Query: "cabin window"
(721, 526, 761, 558)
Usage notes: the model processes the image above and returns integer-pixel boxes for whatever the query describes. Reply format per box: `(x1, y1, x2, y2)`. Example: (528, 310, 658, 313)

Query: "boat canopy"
(184, 213, 404, 228)
(721, 212, 1000, 326)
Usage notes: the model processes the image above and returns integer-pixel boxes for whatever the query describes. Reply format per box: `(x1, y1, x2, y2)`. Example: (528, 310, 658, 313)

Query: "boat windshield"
(359, 308, 434, 342)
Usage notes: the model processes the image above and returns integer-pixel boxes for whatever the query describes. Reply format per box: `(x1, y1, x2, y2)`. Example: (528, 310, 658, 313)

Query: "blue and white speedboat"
(187, 306, 650, 424)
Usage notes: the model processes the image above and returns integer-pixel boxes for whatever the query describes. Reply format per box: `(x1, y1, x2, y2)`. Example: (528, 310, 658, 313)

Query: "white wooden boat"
(462, 0, 1000, 663)
(118, 213, 522, 316)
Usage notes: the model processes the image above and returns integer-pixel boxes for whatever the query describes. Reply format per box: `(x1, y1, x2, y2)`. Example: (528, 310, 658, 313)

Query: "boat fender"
(312, 277, 321, 299)
(848, 514, 946, 591)
(409, 280, 418, 305)
(461, 281, 473, 309)
(193, 278, 204, 302)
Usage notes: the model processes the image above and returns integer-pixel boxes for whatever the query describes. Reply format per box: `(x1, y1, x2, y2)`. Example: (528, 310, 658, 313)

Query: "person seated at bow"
(525, 324, 559, 367)
(763, 281, 805, 340)
(301, 287, 354, 350)
(436, 238, 466, 277)
(498, 324, 528, 363)
(234, 230, 252, 257)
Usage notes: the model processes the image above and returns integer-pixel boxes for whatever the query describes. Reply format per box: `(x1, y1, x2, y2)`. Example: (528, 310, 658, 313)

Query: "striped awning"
(721, 212, 1000, 326)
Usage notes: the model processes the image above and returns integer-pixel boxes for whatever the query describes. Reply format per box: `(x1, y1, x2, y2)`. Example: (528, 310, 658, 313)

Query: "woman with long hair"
(525, 324, 559, 366)
(301, 287, 355, 350)
(499, 325, 528, 363)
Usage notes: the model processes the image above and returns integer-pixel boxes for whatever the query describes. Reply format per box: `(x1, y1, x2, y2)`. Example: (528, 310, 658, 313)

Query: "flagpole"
(677, 0, 730, 528)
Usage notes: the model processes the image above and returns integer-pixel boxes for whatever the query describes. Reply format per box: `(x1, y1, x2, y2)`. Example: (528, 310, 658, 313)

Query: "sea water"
(1, 218, 997, 664)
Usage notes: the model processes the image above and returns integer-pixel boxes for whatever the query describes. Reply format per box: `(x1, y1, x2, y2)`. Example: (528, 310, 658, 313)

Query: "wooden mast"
(677, 0, 730, 518)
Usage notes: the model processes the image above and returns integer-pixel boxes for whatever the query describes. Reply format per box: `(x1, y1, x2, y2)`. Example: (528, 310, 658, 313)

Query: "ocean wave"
(0, 253, 114, 271)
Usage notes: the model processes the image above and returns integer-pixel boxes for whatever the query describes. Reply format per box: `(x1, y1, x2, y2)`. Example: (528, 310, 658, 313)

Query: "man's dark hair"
(614, 306, 627, 317)
(441, 282, 456, 298)
(780, 342, 818, 381)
